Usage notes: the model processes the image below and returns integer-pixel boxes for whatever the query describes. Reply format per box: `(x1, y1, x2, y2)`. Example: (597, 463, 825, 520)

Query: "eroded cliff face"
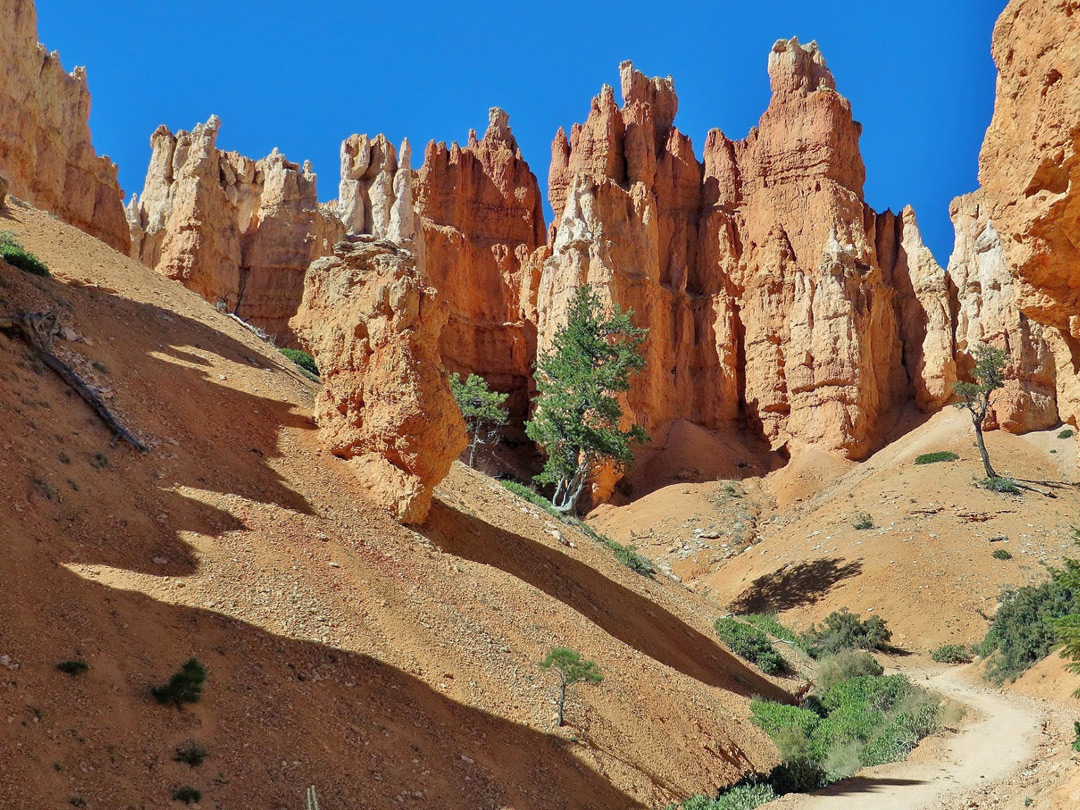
(126, 117, 342, 345)
(0, 0, 128, 252)
(417, 108, 546, 417)
(290, 236, 466, 523)
(538, 46, 954, 475)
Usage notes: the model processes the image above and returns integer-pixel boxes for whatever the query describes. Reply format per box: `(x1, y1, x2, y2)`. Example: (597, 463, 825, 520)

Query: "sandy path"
(772, 666, 1052, 810)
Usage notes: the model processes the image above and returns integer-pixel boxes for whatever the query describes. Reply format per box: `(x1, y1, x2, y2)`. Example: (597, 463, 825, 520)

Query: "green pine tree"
(151, 657, 207, 708)
(953, 342, 1008, 479)
(525, 285, 648, 514)
(449, 372, 509, 468)
(539, 647, 603, 727)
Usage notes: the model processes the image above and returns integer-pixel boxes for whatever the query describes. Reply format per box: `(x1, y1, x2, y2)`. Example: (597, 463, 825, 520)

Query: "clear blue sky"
(36, 0, 1000, 263)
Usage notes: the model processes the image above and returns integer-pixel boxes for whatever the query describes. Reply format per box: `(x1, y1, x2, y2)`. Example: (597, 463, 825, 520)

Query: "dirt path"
(773, 665, 1072, 810)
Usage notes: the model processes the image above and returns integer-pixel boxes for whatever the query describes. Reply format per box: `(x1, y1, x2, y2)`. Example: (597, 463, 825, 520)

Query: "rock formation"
(537, 48, 953, 476)
(0, 0, 128, 252)
(337, 134, 417, 244)
(126, 117, 342, 345)
(291, 235, 466, 523)
(416, 108, 546, 417)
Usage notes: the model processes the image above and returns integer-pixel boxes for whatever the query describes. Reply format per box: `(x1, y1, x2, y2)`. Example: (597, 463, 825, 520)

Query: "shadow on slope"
(422, 499, 793, 703)
(728, 558, 863, 614)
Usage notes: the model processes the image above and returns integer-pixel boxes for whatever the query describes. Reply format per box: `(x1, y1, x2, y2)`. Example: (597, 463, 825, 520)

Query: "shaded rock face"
(0, 0, 128, 252)
(417, 108, 546, 417)
(290, 236, 466, 523)
(538, 46, 953, 471)
(126, 117, 342, 346)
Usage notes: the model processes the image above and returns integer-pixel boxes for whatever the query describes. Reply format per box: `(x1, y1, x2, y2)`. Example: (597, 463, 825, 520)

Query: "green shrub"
(173, 742, 207, 767)
(750, 700, 821, 739)
(172, 786, 201, 804)
(1059, 429, 1075, 439)
(152, 658, 207, 707)
(56, 660, 89, 676)
(983, 477, 1021, 494)
(741, 613, 797, 643)
(930, 643, 973, 664)
(605, 539, 655, 577)
(715, 618, 784, 674)
(802, 610, 891, 658)
(0, 232, 50, 276)
(993, 548, 1013, 561)
(1072, 721, 1080, 753)
(851, 512, 874, 530)
(815, 651, 883, 693)
(501, 479, 557, 513)
(914, 451, 959, 465)
(669, 784, 777, 810)
(279, 347, 318, 377)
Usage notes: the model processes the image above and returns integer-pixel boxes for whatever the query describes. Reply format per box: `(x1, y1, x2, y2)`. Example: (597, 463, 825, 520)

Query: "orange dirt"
(0, 200, 791, 809)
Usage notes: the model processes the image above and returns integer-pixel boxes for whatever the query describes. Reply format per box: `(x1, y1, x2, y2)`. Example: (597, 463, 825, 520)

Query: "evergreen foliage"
(953, 343, 1008, 479)
(152, 658, 207, 707)
(714, 617, 784, 674)
(539, 647, 603, 726)
(449, 372, 509, 467)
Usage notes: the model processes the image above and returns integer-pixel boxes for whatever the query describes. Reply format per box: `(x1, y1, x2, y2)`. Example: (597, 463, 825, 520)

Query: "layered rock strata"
(337, 134, 418, 244)
(416, 108, 546, 417)
(0, 0, 128, 251)
(291, 235, 466, 523)
(126, 117, 342, 345)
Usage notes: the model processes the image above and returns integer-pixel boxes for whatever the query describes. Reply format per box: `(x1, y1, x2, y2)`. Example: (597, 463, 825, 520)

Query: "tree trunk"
(973, 421, 998, 479)
(556, 682, 566, 726)
(551, 466, 588, 514)
(468, 432, 478, 468)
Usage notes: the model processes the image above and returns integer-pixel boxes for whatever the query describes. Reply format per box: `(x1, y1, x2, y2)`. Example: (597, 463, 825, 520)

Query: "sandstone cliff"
(126, 117, 342, 345)
(0, 0, 128, 252)
(291, 235, 466, 523)
(337, 133, 417, 244)
(417, 108, 546, 417)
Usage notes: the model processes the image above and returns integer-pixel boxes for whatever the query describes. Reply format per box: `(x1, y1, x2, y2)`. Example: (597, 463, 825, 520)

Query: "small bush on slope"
(279, 347, 318, 377)
(0, 231, 50, 276)
(801, 610, 891, 658)
(930, 643, 974, 664)
(714, 617, 784, 674)
(914, 451, 959, 465)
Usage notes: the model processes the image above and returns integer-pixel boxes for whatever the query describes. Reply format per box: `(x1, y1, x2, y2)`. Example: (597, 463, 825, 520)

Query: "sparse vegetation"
(173, 741, 207, 767)
(152, 658, 207, 707)
(714, 617, 784, 674)
(1059, 429, 1075, 439)
(953, 342, 1008, 479)
(741, 613, 798, 644)
(993, 548, 1013, 561)
(667, 784, 777, 810)
(851, 512, 874, 530)
(801, 609, 891, 658)
(171, 786, 201, 804)
(539, 647, 603, 727)
(930, 644, 974, 664)
(279, 347, 318, 377)
(982, 476, 1021, 494)
(604, 538, 655, 577)
(814, 650, 883, 693)
(56, 660, 89, 676)
(450, 372, 509, 468)
(0, 231, 50, 276)
(914, 451, 959, 465)
(526, 285, 648, 514)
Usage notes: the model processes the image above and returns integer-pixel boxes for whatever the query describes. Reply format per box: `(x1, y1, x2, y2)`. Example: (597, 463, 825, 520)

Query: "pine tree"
(151, 657, 207, 707)
(953, 342, 1008, 479)
(539, 647, 603, 727)
(525, 285, 647, 514)
(449, 372, 509, 468)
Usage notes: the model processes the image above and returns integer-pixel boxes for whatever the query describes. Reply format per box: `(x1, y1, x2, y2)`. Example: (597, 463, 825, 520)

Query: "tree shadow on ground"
(422, 500, 794, 704)
(806, 775, 928, 797)
(728, 558, 863, 614)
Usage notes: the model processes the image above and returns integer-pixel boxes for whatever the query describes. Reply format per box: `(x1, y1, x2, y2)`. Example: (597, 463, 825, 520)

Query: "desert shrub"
(501, 479, 558, 514)
(802, 610, 891, 658)
(750, 700, 821, 739)
(55, 660, 89, 676)
(914, 451, 959, 465)
(152, 658, 207, 707)
(930, 643, 973, 664)
(173, 742, 207, 767)
(982, 477, 1021, 494)
(0, 231, 50, 276)
(172, 786, 201, 804)
(741, 613, 797, 643)
(981, 574, 1080, 682)
(1059, 429, 1075, 439)
(993, 548, 1013, 561)
(851, 512, 874, 530)
(668, 784, 777, 810)
(1072, 721, 1080, 753)
(815, 651, 883, 693)
(279, 347, 318, 377)
(604, 539, 655, 577)
(715, 618, 784, 674)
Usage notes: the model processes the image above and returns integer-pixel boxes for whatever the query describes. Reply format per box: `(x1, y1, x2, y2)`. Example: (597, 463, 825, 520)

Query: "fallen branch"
(1, 311, 148, 452)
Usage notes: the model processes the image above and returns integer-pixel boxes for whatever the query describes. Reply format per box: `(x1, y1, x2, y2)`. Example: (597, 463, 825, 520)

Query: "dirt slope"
(0, 200, 790, 809)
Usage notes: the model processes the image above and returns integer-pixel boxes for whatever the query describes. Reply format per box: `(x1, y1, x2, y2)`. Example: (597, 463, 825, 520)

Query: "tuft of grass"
(173, 741, 207, 767)
(982, 477, 1021, 494)
(280, 347, 318, 377)
(851, 512, 874, 530)
(993, 548, 1013, 561)
(914, 451, 959, 465)
(1059, 429, 1075, 440)
(930, 643, 974, 664)
(0, 231, 50, 276)
(715, 617, 784, 674)
(171, 786, 201, 804)
(56, 660, 89, 676)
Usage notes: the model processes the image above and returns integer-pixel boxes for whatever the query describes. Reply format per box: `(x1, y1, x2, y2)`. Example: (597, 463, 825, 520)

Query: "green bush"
(501, 479, 558, 514)
(715, 617, 784, 674)
(741, 613, 797, 643)
(669, 784, 777, 810)
(1058, 429, 1075, 439)
(802, 610, 891, 658)
(605, 539, 655, 577)
(172, 786, 201, 804)
(173, 742, 207, 767)
(993, 548, 1013, 561)
(930, 643, 973, 664)
(815, 651, 883, 693)
(279, 348, 318, 377)
(851, 512, 874, 530)
(983, 477, 1021, 494)
(56, 660, 89, 676)
(0, 231, 50, 276)
(152, 658, 207, 707)
(914, 451, 959, 465)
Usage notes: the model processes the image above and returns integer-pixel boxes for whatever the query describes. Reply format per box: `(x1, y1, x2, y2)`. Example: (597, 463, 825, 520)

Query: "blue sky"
(36, 0, 1000, 263)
